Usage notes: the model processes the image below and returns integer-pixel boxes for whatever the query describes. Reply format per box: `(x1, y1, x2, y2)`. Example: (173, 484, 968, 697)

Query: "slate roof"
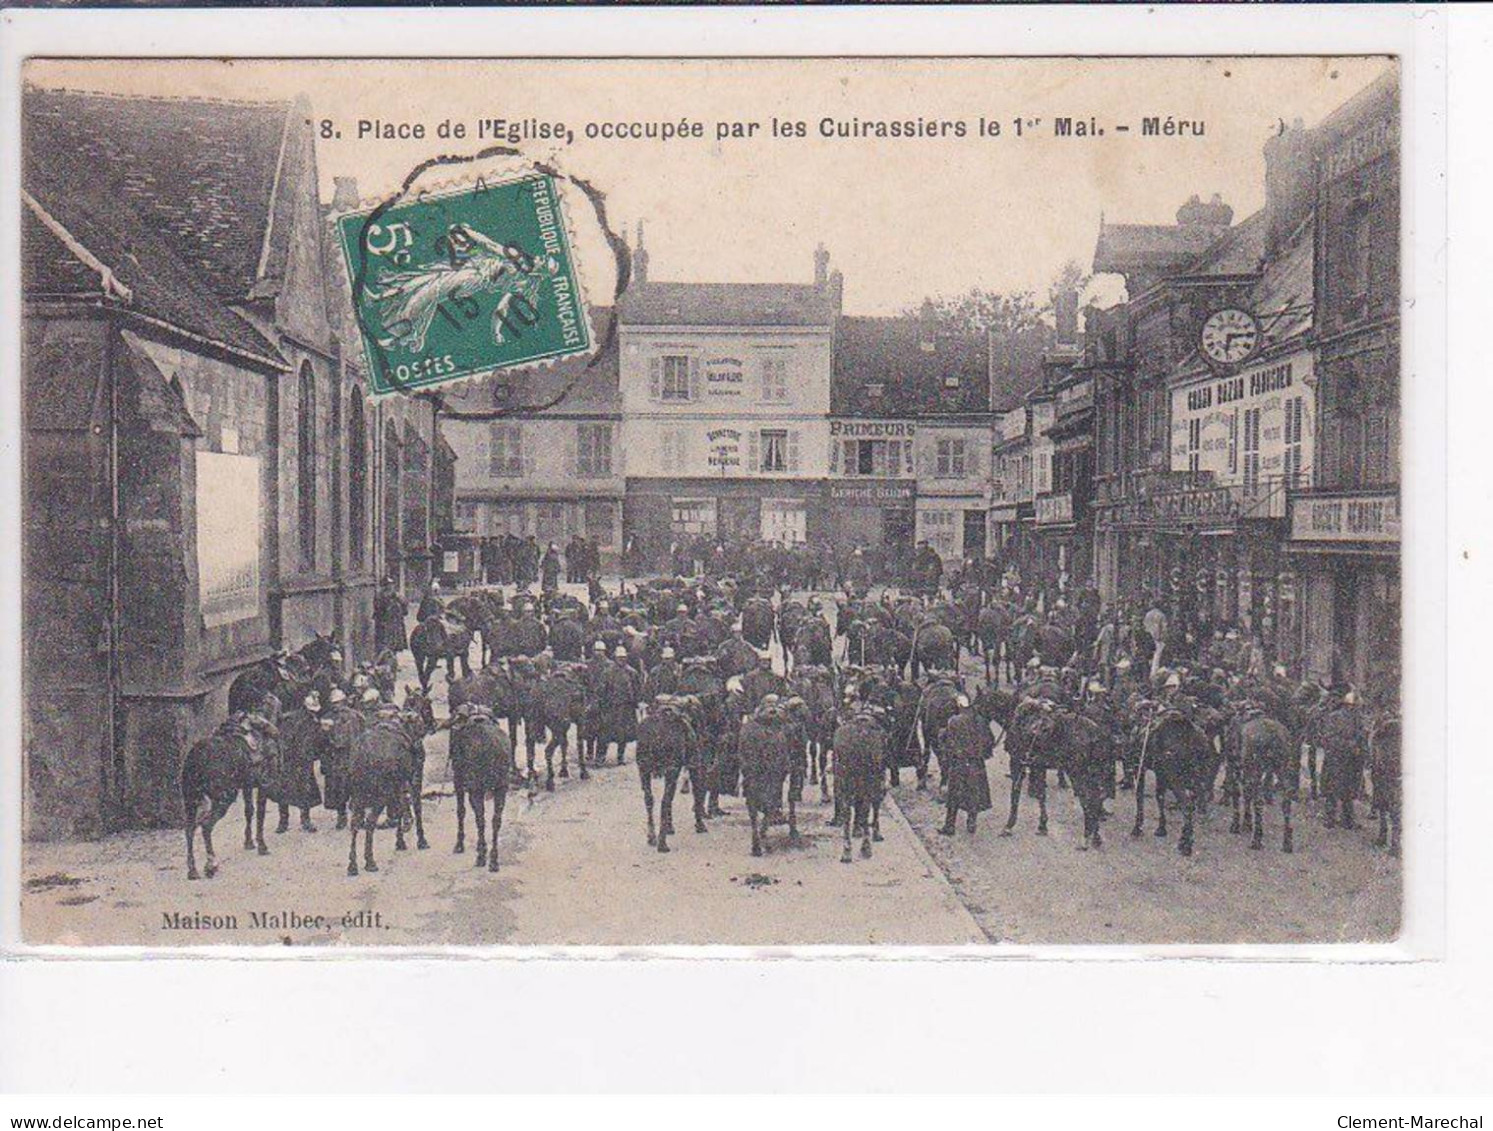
(22, 154, 284, 366)
(436, 307, 621, 417)
(1173, 208, 1269, 278)
(620, 281, 837, 328)
(1092, 221, 1225, 277)
(24, 87, 294, 302)
(831, 315, 989, 417)
(987, 326, 1051, 412)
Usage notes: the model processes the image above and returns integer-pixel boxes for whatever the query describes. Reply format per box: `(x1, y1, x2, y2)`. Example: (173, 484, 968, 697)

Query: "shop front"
(624, 477, 829, 569)
(1288, 489, 1401, 700)
(827, 480, 916, 558)
(1031, 490, 1092, 592)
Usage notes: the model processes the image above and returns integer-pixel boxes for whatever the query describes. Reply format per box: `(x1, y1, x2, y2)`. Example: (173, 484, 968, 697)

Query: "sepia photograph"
(16, 54, 1404, 949)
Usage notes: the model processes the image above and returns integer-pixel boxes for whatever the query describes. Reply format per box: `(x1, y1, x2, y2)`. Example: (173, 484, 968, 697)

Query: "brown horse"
(449, 705, 515, 870)
(1131, 711, 1213, 856)
(179, 710, 279, 880)
(831, 712, 886, 863)
(1229, 710, 1298, 853)
(345, 715, 418, 876)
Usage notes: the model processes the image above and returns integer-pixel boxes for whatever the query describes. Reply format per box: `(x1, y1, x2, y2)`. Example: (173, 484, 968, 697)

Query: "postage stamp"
(336, 171, 592, 396)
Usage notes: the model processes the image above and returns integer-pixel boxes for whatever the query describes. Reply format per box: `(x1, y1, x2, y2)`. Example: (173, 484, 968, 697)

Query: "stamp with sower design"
(337, 170, 592, 396)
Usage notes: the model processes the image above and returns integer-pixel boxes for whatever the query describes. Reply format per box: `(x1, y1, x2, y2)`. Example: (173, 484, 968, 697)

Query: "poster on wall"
(196, 451, 262, 628)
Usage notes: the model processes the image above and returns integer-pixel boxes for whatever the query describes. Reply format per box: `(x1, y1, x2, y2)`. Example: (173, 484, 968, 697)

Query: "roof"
(436, 307, 621, 417)
(25, 320, 106, 432)
(1174, 208, 1268, 279)
(831, 316, 989, 417)
(988, 326, 1051, 412)
(22, 154, 285, 366)
(620, 281, 837, 328)
(1092, 221, 1225, 277)
(24, 87, 293, 302)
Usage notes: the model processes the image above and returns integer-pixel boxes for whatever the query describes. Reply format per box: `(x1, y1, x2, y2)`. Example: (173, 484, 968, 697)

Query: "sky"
(27, 56, 1394, 316)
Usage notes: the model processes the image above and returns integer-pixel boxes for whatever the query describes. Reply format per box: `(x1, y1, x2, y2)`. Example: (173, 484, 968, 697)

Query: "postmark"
(337, 170, 593, 396)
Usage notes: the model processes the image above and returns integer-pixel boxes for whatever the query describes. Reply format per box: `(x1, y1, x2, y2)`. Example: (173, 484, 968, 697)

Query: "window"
(761, 357, 788, 402)
(1036, 451, 1051, 494)
(584, 501, 617, 547)
(577, 423, 612, 477)
(671, 498, 717, 536)
(762, 498, 807, 544)
(348, 389, 367, 569)
(296, 362, 317, 570)
(661, 355, 691, 401)
(935, 438, 966, 478)
(865, 382, 885, 401)
(660, 428, 687, 469)
(841, 439, 903, 478)
(760, 429, 788, 472)
(920, 509, 959, 560)
(1284, 396, 1305, 487)
(1187, 417, 1202, 477)
(1243, 406, 1262, 490)
(489, 423, 524, 477)
(535, 503, 567, 542)
(454, 501, 479, 534)
(1364, 405, 1394, 486)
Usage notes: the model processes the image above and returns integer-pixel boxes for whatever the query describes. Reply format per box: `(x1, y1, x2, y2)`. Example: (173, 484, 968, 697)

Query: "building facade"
(1288, 71, 1401, 697)
(438, 318, 624, 581)
(619, 249, 840, 568)
(22, 91, 435, 840)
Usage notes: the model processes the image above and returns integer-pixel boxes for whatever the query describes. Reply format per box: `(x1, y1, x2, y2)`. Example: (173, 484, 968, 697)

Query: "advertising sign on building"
(828, 481, 914, 505)
(1170, 351, 1314, 488)
(196, 451, 262, 628)
(706, 428, 743, 471)
(1290, 493, 1400, 544)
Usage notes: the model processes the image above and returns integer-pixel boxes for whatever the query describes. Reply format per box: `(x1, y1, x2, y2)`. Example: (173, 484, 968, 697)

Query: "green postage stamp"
(336, 171, 592, 395)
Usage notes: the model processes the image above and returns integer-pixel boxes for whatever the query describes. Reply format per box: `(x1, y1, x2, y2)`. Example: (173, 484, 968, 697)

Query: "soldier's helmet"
(614, 645, 629, 659)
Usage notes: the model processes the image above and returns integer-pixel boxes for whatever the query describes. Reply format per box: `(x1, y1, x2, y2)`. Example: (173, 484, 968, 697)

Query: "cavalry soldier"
(740, 648, 786, 713)
(548, 611, 585, 662)
(508, 601, 548, 657)
(1317, 689, 1367, 829)
(645, 645, 682, 699)
(374, 579, 409, 657)
(272, 689, 325, 834)
(937, 693, 994, 836)
(319, 686, 363, 830)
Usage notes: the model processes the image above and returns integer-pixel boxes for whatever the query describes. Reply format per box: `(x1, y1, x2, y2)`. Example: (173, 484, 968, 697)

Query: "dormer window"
(865, 381, 885, 400)
(943, 375, 961, 390)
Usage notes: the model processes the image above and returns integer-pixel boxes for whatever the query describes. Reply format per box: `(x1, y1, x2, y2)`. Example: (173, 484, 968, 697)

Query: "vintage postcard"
(15, 55, 1404, 949)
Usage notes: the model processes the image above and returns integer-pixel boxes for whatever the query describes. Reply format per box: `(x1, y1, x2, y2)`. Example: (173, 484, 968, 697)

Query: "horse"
(345, 714, 419, 876)
(409, 615, 450, 692)
(179, 710, 279, 879)
(1019, 706, 1113, 850)
(449, 705, 514, 870)
(530, 664, 590, 789)
(976, 603, 1014, 684)
(738, 705, 800, 856)
(831, 711, 885, 862)
(635, 696, 706, 852)
(397, 686, 436, 852)
(1130, 710, 1214, 856)
(791, 665, 838, 802)
(1228, 708, 1298, 853)
(910, 621, 958, 681)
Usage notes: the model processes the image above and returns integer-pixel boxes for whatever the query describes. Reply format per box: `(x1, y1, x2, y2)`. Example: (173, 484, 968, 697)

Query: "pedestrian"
(937, 694, 994, 835)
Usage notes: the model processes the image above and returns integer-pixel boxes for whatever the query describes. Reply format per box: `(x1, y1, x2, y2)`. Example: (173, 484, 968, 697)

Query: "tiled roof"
(620, 281, 837, 327)
(831, 315, 988, 417)
(436, 307, 621, 416)
(22, 155, 285, 366)
(24, 87, 292, 301)
(988, 326, 1051, 412)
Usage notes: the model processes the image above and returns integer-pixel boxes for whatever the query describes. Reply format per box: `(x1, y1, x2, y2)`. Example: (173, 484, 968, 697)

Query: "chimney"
(828, 268, 844, 311)
(1263, 117, 1315, 258)
(633, 220, 649, 285)
(1176, 193, 1234, 230)
(919, 298, 938, 352)
(1054, 288, 1079, 347)
(331, 177, 360, 212)
(814, 243, 830, 288)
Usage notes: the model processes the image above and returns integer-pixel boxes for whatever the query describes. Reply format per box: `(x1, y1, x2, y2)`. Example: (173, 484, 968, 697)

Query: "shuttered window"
(577, 423, 612, 477)
(659, 355, 691, 401)
(490, 423, 524, 477)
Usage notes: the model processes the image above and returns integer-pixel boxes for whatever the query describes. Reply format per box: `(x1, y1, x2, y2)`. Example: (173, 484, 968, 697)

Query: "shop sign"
(829, 481, 914, 505)
(1290, 493, 1400, 544)
(1325, 117, 1397, 180)
(1035, 492, 1074, 526)
(1099, 485, 1241, 530)
(705, 358, 744, 399)
(706, 427, 742, 471)
(830, 420, 915, 438)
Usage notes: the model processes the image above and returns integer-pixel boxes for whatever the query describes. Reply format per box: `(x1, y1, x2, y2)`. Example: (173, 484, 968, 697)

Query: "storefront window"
(671, 498, 717, 536)
(762, 498, 806, 544)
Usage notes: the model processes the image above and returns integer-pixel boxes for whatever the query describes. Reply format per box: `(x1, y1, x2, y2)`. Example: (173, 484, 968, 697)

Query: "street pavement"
(20, 582, 1399, 947)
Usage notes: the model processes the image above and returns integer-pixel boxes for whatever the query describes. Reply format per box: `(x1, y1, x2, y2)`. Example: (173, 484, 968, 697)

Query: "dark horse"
(1227, 709, 1298, 853)
(345, 711, 424, 876)
(635, 695, 707, 852)
(449, 704, 515, 871)
(1131, 711, 1214, 856)
(831, 711, 886, 863)
(180, 709, 279, 879)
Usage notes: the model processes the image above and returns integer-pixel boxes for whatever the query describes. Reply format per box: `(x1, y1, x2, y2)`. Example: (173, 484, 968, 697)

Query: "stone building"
(619, 244, 840, 568)
(1287, 70, 1401, 697)
(21, 90, 435, 839)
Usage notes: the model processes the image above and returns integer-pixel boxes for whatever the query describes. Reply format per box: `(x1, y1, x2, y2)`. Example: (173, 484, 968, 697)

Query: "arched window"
(297, 361, 317, 570)
(348, 389, 368, 570)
